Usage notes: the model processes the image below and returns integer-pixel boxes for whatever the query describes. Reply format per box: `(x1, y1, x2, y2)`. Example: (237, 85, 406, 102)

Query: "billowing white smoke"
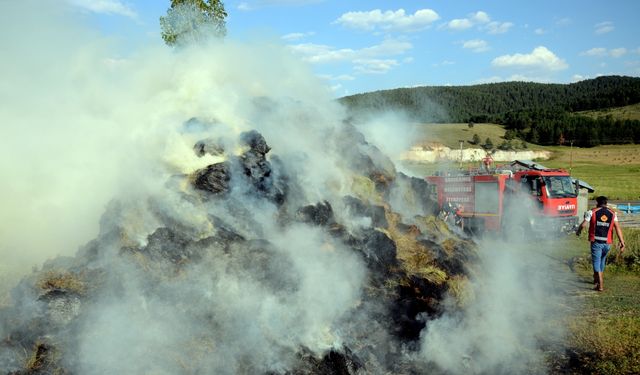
(418, 183, 567, 374)
(420, 239, 566, 374)
(0, 1, 340, 288)
(0, 2, 567, 373)
(1, 1, 368, 372)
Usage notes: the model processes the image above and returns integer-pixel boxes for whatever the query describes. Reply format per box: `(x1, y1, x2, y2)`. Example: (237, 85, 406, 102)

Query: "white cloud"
(534, 28, 545, 35)
(447, 18, 473, 30)
(474, 75, 551, 84)
(572, 74, 586, 82)
(508, 74, 551, 82)
(462, 39, 489, 53)
(67, 0, 136, 18)
(289, 43, 352, 63)
(470, 11, 490, 24)
(403, 57, 414, 63)
(334, 8, 439, 32)
(609, 47, 627, 58)
(353, 59, 399, 74)
(581, 47, 628, 58)
(288, 39, 411, 74)
(483, 21, 514, 34)
(443, 11, 513, 34)
(492, 46, 568, 71)
(281, 32, 315, 41)
(595, 21, 614, 35)
(556, 18, 571, 27)
(581, 47, 607, 57)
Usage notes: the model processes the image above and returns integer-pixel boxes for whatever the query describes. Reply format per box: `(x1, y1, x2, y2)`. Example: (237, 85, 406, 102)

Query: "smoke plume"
(0, 2, 567, 374)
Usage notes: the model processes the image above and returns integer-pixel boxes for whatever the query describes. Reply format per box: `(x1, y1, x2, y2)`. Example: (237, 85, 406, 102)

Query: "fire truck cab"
(425, 160, 579, 236)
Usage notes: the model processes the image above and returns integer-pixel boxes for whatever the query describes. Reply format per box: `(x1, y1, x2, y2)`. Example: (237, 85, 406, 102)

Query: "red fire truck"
(425, 159, 579, 236)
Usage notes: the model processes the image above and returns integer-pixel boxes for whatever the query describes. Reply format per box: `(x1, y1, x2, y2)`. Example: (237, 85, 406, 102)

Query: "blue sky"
(66, 0, 640, 96)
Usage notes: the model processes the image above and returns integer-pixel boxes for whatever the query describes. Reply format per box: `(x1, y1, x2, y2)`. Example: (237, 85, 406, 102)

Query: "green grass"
(544, 144, 640, 200)
(409, 122, 538, 150)
(575, 102, 640, 121)
(555, 228, 640, 374)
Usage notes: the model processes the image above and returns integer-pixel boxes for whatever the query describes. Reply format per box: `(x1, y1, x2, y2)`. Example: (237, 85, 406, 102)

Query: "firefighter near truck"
(425, 159, 579, 236)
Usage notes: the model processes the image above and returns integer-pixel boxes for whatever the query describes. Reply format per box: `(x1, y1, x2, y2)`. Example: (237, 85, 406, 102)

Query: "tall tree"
(160, 0, 227, 46)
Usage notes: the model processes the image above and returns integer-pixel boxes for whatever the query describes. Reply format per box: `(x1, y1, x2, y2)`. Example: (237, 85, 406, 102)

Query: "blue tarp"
(619, 204, 640, 213)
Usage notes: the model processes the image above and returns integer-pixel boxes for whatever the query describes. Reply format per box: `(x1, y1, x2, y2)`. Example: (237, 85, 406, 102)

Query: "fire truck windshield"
(543, 176, 577, 198)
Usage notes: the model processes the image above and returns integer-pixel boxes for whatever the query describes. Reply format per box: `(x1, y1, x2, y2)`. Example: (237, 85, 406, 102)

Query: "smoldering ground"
(0, 2, 569, 374)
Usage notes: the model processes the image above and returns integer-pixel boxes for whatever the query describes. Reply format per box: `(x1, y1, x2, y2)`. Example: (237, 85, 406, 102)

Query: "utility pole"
(569, 140, 574, 175)
(458, 140, 464, 169)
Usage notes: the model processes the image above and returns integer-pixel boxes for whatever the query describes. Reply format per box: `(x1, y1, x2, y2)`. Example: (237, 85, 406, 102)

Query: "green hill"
(575, 102, 640, 121)
(340, 75, 640, 123)
(341, 76, 640, 147)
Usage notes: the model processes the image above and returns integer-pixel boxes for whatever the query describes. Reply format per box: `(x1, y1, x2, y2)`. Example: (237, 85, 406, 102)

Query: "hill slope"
(341, 76, 640, 123)
(575, 102, 640, 121)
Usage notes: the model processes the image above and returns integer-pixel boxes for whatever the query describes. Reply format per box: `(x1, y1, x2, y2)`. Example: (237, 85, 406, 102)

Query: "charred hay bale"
(36, 271, 86, 297)
(129, 224, 245, 266)
(35, 270, 86, 327)
(38, 292, 81, 328)
(238, 130, 273, 191)
(4, 338, 67, 375)
(343, 196, 388, 228)
(193, 138, 225, 157)
(240, 129, 271, 155)
(390, 274, 444, 342)
(193, 162, 231, 195)
(348, 228, 397, 280)
(384, 211, 448, 286)
(290, 347, 363, 375)
(196, 217, 246, 253)
(131, 227, 200, 265)
(296, 201, 335, 226)
(419, 238, 477, 277)
(239, 153, 287, 205)
(237, 131, 287, 205)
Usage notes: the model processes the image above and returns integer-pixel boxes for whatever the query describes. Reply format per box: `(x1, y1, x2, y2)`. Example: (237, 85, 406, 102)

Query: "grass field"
(575, 102, 640, 121)
(555, 228, 640, 374)
(409, 122, 539, 150)
(544, 145, 640, 200)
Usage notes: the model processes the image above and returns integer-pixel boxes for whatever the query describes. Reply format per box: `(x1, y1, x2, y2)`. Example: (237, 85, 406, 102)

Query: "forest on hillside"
(340, 76, 640, 147)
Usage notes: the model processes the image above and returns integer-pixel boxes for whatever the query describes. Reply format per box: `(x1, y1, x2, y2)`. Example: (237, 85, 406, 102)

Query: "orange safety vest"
(588, 207, 615, 243)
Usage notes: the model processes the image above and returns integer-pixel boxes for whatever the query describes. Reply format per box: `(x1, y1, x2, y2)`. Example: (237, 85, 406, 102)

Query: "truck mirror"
(531, 179, 538, 193)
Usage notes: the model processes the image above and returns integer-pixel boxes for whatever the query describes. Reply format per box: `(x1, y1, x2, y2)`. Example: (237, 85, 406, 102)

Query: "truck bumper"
(530, 216, 578, 234)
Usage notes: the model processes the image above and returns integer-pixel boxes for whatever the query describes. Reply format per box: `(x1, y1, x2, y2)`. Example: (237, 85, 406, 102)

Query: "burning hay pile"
(0, 120, 477, 374)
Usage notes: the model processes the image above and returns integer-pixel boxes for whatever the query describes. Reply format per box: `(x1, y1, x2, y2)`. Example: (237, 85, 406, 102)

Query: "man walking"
(576, 196, 625, 291)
